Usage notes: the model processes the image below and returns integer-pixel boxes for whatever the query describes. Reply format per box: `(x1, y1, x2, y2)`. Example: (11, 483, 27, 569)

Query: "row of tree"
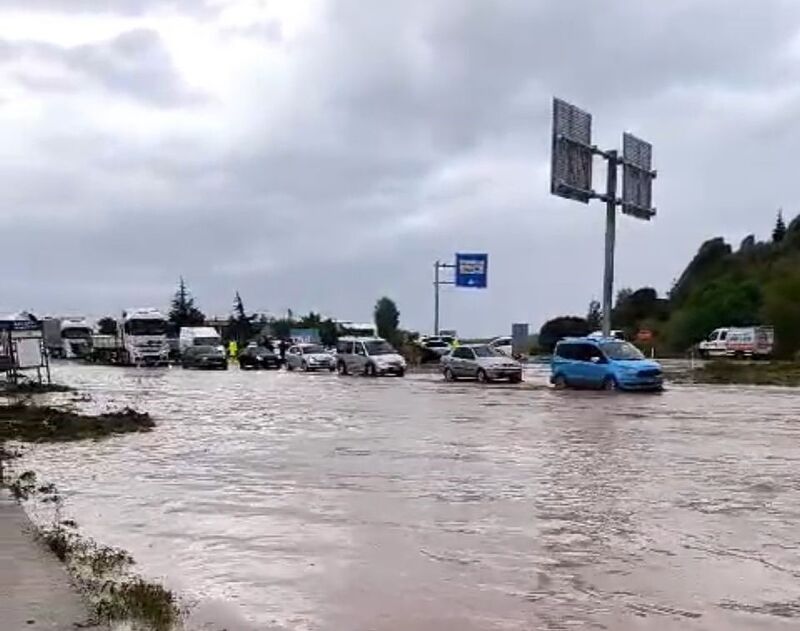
(539, 210, 800, 358)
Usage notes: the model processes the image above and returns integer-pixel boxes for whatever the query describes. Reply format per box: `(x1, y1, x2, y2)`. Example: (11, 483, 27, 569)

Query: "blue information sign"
(455, 253, 488, 288)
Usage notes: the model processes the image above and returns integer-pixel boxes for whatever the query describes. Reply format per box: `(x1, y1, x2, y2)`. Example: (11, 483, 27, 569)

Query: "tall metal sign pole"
(432, 253, 488, 335)
(550, 97, 657, 337)
(433, 259, 454, 335)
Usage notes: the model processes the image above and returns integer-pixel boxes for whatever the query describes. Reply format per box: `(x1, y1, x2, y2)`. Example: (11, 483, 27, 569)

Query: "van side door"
(583, 344, 608, 387)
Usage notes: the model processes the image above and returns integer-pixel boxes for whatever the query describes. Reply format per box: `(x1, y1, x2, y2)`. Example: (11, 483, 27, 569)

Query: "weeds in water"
(96, 578, 178, 631)
(9, 469, 37, 500)
(8, 473, 180, 630)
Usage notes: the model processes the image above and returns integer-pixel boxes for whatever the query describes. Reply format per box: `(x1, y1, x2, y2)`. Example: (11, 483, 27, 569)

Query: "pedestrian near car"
(228, 340, 238, 361)
(279, 339, 289, 365)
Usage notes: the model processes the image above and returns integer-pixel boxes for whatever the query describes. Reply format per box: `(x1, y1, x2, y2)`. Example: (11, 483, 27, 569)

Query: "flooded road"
(17, 363, 800, 630)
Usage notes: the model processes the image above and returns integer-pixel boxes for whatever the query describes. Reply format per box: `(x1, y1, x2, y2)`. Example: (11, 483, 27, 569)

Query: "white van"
(179, 327, 222, 354)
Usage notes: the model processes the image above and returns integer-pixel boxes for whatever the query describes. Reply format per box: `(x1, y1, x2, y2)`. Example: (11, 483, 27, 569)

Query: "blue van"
(551, 337, 663, 391)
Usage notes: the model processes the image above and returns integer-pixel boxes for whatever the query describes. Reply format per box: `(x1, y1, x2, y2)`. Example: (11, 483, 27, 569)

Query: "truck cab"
(120, 308, 169, 366)
(60, 317, 93, 359)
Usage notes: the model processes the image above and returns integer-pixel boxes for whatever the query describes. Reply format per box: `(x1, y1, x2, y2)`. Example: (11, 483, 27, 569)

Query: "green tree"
(773, 210, 787, 243)
(319, 318, 339, 347)
(670, 237, 732, 306)
(168, 277, 205, 328)
(538, 316, 590, 353)
(761, 273, 800, 358)
(96, 317, 118, 336)
(231, 291, 255, 344)
(374, 297, 400, 344)
(667, 278, 762, 350)
(586, 300, 602, 331)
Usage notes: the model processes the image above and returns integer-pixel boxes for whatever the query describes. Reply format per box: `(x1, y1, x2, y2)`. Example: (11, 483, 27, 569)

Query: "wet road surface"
(15, 363, 800, 630)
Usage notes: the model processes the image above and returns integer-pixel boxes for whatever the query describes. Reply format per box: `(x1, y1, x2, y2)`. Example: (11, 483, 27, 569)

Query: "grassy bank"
(691, 360, 800, 386)
(0, 403, 154, 442)
(8, 471, 179, 630)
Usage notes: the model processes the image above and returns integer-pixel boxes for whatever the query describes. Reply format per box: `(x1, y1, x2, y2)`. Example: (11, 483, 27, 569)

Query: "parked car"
(488, 336, 513, 357)
(181, 342, 227, 370)
(419, 336, 452, 362)
(588, 330, 626, 340)
(698, 326, 774, 359)
(550, 337, 663, 391)
(336, 337, 406, 376)
(441, 344, 523, 383)
(286, 343, 336, 372)
(238, 344, 281, 370)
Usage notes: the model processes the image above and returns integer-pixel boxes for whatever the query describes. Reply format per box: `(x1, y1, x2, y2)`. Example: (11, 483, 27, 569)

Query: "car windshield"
(473, 345, 502, 358)
(62, 327, 92, 339)
(194, 337, 220, 346)
(600, 341, 645, 361)
(365, 340, 395, 355)
(301, 344, 324, 354)
(126, 319, 166, 336)
(249, 346, 271, 355)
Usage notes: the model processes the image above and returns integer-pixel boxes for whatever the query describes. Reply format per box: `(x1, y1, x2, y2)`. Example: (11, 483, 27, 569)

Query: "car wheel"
(553, 374, 568, 390)
(301, 361, 308, 372)
(287, 362, 294, 371)
(366, 363, 377, 377)
(328, 365, 336, 372)
(509, 373, 522, 384)
(337, 361, 348, 376)
(477, 369, 490, 383)
(602, 376, 618, 391)
(397, 368, 405, 378)
(444, 368, 456, 382)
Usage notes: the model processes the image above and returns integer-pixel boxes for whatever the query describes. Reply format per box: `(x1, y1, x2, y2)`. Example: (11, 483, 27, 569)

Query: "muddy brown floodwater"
(15, 363, 800, 630)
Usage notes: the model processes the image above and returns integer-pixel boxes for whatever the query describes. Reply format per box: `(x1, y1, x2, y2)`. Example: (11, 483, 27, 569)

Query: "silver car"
(336, 337, 407, 377)
(441, 345, 523, 383)
(286, 343, 336, 372)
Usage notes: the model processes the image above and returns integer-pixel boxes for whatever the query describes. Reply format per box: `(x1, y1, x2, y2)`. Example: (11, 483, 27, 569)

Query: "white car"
(488, 336, 513, 357)
(286, 343, 336, 372)
(588, 330, 626, 341)
(336, 337, 406, 377)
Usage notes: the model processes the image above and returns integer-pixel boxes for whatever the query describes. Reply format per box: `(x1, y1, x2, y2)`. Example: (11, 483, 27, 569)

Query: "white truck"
(698, 326, 774, 359)
(178, 326, 222, 354)
(59, 317, 94, 359)
(42, 317, 93, 359)
(90, 308, 169, 366)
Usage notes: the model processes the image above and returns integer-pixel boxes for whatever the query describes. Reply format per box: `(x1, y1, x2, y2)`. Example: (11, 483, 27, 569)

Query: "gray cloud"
(2, 0, 800, 334)
(0, 29, 203, 106)
(16, 0, 215, 16)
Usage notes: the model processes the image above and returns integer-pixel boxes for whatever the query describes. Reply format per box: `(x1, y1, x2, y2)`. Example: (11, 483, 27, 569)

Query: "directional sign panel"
(622, 132, 656, 220)
(455, 253, 488, 288)
(551, 98, 593, 203)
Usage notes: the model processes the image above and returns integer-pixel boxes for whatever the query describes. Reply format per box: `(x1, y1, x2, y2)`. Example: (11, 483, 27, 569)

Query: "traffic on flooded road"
(16, 362, 800, 631)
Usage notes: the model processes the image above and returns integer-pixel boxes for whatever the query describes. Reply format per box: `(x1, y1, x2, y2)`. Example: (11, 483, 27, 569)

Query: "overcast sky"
(2, 0, 799, 335)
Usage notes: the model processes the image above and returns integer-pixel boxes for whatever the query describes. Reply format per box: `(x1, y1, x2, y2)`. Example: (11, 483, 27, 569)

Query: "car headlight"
(256, 355, 263, 361)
